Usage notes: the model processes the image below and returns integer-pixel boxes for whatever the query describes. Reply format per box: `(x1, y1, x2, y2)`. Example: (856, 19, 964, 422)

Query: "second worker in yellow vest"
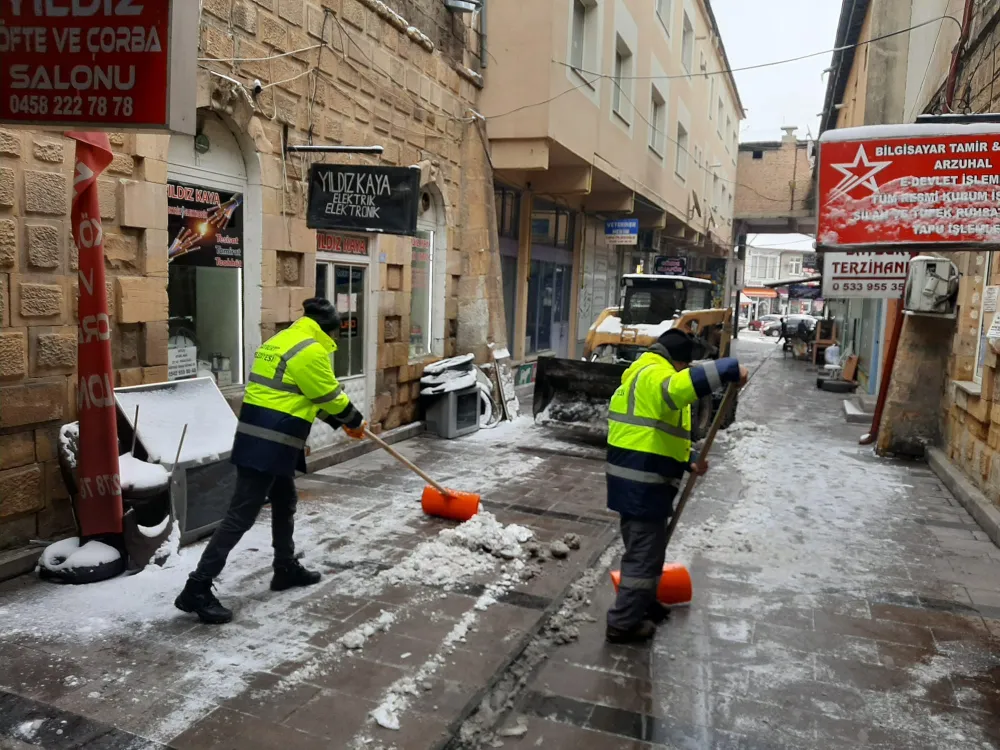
(605, 328, 747, 644)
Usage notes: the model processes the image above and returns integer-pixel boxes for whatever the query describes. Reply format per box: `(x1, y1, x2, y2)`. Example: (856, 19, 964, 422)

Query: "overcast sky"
(711, 0, 843, 250)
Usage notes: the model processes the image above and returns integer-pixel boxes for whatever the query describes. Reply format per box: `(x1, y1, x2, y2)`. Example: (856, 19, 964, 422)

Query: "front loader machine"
(533, 274, 737, 440)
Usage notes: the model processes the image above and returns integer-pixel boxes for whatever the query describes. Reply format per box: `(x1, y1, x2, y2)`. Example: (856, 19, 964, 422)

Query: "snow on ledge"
(820, 122, 1000, 143)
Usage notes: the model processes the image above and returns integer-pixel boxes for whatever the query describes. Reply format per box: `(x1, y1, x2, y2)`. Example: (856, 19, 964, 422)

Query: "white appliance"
(903, 256, 959, 316)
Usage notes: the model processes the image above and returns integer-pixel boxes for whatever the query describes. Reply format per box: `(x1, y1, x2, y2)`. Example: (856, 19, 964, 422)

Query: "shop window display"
(166, 181, 244, 385)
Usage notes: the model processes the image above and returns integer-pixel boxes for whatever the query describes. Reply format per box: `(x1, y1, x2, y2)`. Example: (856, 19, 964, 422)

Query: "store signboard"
(0, 1, 196, 133)
(605, 218, 639, 246)
(168, 345, 198, 380)
(654, 256, 687, 275)
(167, 182, 244, 268)
(316, 231, 370, 256)
(817, 123, 1000, 249)
(789, 284, 823, 300)
(307, 165, 420, 235)
(821, 251, 910, 299)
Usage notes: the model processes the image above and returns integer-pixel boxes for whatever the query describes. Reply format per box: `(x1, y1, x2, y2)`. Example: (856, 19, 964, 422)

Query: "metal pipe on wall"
(479, 0, 488, 70)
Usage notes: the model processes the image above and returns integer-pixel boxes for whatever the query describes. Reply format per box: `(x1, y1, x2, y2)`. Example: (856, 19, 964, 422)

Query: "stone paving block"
(171, 706, 322, 749)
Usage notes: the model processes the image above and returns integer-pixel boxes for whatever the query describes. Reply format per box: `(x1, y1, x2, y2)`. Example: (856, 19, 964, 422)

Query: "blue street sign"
(605, 218, 639, 245)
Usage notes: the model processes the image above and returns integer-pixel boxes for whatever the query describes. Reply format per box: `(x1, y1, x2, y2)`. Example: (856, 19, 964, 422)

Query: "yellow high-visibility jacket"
(606, 345, 739, 519)
(230, 316, 362, 475)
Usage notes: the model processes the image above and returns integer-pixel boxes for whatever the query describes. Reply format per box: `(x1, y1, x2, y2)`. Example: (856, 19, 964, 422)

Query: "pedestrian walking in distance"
(605, 329, 747, 643)
(175, 298, 367, 624)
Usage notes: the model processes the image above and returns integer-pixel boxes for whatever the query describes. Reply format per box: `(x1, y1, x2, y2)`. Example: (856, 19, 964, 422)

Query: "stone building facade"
(0, 0, 503, 550)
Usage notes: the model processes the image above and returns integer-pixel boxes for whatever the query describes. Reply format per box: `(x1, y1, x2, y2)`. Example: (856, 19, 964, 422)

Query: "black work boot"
(270, 559, 322, 592)
(174, 579, 233, 624)
(646, 602, 671, 624)
(606, 619, 657, 645)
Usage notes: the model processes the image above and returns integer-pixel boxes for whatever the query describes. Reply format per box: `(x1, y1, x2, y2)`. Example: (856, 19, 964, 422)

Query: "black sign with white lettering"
(307, 165, 420, 236)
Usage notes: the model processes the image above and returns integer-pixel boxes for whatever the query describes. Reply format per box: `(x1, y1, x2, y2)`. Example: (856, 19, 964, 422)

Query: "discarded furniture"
(115, 377, 238, 546)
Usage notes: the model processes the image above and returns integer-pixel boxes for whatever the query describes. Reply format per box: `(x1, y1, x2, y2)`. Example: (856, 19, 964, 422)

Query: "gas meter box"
(903, 256, 960, 317)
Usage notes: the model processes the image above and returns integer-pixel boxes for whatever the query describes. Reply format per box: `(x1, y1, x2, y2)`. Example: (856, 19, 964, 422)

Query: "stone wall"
(734, 131, 813, 220)
(0, 0, 502, 549)
(0, 131, 169, 548)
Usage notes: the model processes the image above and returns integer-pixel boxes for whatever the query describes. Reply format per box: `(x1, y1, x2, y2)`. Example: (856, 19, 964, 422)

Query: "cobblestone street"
(2, 339, 1000, 749)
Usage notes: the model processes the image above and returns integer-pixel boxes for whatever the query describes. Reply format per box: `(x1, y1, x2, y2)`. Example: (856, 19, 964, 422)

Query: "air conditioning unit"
(903, 256, 959, 316)
(444, 0, 481, 11)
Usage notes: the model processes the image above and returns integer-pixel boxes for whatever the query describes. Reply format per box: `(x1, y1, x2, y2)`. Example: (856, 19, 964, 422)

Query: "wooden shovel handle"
(363, 428, 448, 495)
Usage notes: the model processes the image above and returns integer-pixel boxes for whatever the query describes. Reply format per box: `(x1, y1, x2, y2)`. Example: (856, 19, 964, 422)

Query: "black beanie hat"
(656, 329, 696, 363)
(303, 297, 341, 333)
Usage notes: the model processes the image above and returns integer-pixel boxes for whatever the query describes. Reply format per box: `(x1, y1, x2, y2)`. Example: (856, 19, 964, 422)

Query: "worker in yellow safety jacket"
(176, 298, 366, 624)
(605, 329, 747, 643)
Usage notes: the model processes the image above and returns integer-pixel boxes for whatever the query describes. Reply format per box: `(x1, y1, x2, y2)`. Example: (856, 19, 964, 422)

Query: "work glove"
(343, 420, 367, 440)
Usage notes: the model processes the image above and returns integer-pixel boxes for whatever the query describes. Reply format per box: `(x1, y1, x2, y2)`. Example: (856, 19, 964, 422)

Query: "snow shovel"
(611, 383, 739, 606)
(363, 428, 480, 522)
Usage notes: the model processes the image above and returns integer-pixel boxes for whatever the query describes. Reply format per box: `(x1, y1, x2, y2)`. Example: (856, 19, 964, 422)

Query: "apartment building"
(481, 0, 743, 364)
(742, 244, 816, 318)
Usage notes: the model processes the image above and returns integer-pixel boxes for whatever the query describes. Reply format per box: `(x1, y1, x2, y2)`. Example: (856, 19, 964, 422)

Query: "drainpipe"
(479, 0, 488, 70)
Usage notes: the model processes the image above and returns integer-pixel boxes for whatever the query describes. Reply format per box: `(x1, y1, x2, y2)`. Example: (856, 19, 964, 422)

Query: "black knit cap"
(303, 297, 341, 334)
(656, 329, 696, 363)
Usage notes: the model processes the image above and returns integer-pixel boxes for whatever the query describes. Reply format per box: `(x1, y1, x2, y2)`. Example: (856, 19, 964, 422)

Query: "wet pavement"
(494, 336, 1000, 749)
(0, 386, 618, 749)
(1, 335, 999, 749)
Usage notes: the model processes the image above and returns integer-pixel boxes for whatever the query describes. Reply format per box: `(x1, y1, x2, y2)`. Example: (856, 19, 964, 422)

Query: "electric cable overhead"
(554, 14, 963, 82)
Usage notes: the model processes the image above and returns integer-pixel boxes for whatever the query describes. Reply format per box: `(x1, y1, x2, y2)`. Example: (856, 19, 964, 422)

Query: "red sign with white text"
(817, 125, 1000, 249)
(0, 0, 171, 128)
(69, 131, 123, 538)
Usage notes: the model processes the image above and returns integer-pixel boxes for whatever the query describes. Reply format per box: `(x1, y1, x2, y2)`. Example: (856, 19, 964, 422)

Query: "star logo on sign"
(828, 145, 893, 200)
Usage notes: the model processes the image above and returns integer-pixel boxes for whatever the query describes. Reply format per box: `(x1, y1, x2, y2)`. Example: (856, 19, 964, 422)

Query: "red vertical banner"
(67, 132, 122, 538)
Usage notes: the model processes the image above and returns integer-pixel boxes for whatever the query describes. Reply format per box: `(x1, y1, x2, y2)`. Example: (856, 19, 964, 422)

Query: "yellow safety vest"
(231, 316, 356, 475)
(608, 351, 695, 464)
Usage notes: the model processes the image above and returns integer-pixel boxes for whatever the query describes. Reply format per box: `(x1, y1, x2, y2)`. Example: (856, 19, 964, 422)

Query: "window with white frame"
(649, 86, 666, 154)
(675, 122, 688, 179)
(788, 256, 803, 275)
(656, 0, 671, 33)
(612, 36, 633, 122)
(681, 13, 694, 74)
(570, 0, 598, 72)
(750, 253, 779, 282)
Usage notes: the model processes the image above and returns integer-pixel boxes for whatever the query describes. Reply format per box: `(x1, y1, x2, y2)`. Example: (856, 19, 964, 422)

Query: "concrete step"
(843, 397, 872, 424)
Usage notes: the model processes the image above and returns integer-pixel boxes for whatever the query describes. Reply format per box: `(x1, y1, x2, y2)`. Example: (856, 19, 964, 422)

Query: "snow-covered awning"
(761, 275, 822, 289)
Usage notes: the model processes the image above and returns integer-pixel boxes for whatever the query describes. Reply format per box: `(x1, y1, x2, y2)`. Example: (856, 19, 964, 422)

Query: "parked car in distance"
(749, 314, 782, 332)
(762, 314, 817, 337)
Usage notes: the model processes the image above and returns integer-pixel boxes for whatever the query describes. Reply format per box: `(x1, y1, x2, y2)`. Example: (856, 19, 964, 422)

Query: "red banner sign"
(316, 231, 370, 256)
(0, 1, 182, 129)
(818, 124, 1000, 249)
(69, 132, 122, 538)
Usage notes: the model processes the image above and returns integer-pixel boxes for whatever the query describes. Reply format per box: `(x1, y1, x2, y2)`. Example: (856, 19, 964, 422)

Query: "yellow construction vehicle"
(534, 274, 737, 441)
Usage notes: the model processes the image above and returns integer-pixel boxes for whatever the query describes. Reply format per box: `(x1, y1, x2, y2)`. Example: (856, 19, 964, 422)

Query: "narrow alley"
(0, 339, 998, 749)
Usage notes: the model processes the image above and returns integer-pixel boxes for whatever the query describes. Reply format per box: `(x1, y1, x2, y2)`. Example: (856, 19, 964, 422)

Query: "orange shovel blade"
(610, 562, 693, 606)
(421, 485, 481, 522)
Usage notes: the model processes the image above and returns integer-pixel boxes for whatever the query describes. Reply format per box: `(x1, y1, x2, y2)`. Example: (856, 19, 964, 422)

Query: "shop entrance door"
(307, 259, 371, 453)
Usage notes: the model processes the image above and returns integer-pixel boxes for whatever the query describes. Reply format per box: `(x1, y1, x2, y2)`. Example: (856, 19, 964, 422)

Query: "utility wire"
(555, 14, 964, 82)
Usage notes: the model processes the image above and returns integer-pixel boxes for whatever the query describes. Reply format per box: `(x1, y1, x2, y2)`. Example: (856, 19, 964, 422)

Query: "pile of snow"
(339, 610, 396, 650)
(38, 538, 121, 572)
(379, 511, 533, 588)
(440, 511, 532, 560)
(119, 453, 170, 493)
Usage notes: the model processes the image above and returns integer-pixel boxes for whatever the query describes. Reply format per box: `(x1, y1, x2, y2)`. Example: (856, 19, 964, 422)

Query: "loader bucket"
(532, 357, 626, 438)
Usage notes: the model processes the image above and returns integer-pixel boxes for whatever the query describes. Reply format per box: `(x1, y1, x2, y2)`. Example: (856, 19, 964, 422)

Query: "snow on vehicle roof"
(820, 122, 1000, 142)
(622, 274, 712, 285)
